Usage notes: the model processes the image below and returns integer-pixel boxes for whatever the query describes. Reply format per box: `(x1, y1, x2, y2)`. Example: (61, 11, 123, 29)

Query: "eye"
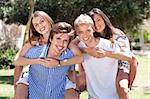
(64, 39, 69, 43)
(87, 29, 91, 33)
(78, 31, 83, 34)
(97, 19, 101, 22)
(34, 24, 38, 27)
(41, 19, 44, 23)
(56, 37, 61, 40)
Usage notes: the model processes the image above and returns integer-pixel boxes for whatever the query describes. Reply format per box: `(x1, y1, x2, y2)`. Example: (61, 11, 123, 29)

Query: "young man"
(74, 14, 132, 99)
(14, 22, 83, 99)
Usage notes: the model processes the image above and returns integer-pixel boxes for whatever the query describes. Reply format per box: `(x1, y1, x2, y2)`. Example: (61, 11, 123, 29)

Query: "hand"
(86, 47, 106, 58)
(37, 58, 59, 68)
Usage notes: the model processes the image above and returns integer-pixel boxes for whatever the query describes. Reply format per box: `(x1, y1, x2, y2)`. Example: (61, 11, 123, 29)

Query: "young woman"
(14, 11, 54, 99)
(87, 8, 138, 99)
(13, 11, 82, 99)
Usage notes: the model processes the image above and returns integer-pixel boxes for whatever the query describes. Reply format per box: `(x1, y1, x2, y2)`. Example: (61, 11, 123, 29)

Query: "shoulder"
(113, 28, 125, 35)
(100, 38, 112, 44)
(19, 42, 36, 57)
(77, 41, 86, 48)
(71, 37, 80, 45)
(68, 43, 82, 56)
(99, 38, 120, 51)
(113, 28, 129, 41)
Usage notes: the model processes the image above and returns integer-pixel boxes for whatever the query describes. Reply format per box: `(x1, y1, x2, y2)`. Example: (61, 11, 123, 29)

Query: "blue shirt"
(24, 45, 75, 99)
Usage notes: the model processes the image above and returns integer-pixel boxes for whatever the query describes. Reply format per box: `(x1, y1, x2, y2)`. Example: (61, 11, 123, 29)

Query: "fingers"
(39, 58, 58, 68)
(93, 50, 105, 58)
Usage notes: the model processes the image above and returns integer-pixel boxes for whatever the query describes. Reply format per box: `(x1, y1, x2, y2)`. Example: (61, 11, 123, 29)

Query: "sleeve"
(69, 64, 75, 71)
(78, 41, 86, 48)
(111, 41, 121, 53)
(101, 38, 120, 53)
(117, 36, 131, 54)
(24, 50, 30, 58)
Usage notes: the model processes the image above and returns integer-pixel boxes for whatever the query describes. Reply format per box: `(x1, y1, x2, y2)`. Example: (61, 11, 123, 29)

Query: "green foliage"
(144, 32, 150, 42)
(0, 0, 12, 21)
(5, 0, 30, 24)
(1, 0, 150, 33)
(0, 48, 17, 69)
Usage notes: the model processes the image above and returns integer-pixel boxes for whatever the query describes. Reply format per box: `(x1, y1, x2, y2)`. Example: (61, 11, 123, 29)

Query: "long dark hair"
(88, 8, 114, 40)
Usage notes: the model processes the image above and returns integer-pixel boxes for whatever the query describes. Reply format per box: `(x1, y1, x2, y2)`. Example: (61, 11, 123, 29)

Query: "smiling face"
(93, 13, 105, 33)
(76, 24, 95, 44)
(50, 33, 70, 55)
(32, 15, 51, 35)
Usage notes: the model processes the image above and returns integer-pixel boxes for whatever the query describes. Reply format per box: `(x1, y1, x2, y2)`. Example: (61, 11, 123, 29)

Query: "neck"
(85, 37, 99, 48)
(48, 46, 60, 58)
(43, 32, 50, 40)
(41, 32, 50, 44)
(100, 31, 104, 36)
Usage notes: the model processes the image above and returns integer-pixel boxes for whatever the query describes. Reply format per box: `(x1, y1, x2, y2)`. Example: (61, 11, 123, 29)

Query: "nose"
(39, 24, 42, 27)
(82, 32, 88, 38)
(59, 40, 64, 46)
(95, 23, 99, 30)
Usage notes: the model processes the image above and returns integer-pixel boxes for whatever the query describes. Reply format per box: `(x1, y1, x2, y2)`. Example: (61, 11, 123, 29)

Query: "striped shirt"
(24, 45, 75, 99)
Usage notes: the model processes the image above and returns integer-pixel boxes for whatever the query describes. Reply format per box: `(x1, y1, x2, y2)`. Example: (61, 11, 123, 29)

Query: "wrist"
(58, 60, 61, 67)
(105, 51, 113, 57)
(33, 58, 39, 64)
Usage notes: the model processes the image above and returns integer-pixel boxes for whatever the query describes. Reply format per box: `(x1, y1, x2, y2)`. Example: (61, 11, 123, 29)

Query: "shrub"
(0, 48, 17, 69)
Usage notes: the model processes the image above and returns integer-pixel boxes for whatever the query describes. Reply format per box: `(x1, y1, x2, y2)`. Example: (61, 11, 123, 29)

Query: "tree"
(1, 0, 150, 35)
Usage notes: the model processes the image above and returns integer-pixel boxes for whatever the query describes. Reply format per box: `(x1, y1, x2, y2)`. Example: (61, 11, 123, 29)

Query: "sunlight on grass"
(80, 56, 150, 99)
(80, 91, 88, 99)
(0, 84, 14, 98)
(0, 56, 149, 98)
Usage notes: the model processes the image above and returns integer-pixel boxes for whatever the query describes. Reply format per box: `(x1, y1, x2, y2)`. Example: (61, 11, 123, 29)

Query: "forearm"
(105, 51, 132, 62)
(13, 57, 37, 66)
(79, 48, 88, 54)
(60, 55, 83, 66)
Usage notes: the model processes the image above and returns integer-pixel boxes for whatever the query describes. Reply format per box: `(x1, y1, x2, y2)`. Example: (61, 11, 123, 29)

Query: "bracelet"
(58, 60, 61, 67)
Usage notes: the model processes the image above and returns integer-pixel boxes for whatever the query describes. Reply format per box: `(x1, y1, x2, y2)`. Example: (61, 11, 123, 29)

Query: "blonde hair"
(74, 14, 94, 29)
(32, 11, 54, 27)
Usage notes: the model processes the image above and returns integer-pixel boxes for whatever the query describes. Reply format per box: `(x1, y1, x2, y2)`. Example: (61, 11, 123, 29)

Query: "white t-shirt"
(78, 38, 120, 99)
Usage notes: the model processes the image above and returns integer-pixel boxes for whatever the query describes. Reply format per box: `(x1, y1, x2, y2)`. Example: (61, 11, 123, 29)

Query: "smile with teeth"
(57, 46, 63, 51)
(83, 37, 89, 41)
(40, 27, 45, 32)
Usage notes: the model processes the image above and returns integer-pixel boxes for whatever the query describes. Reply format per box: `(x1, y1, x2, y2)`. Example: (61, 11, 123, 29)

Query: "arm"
(13, 42, 45, 66)
(60, 43, 83, 66)
(13, 42, 33, 92)
(13, 43, 33, 66)
(71, 37, 80, 45)
(43, 43, 84, 68)
(105, 51, 132, 62)
(67, 43, 83, 90)
(80, 47, 105, 58)
(80, 46, 132, 62)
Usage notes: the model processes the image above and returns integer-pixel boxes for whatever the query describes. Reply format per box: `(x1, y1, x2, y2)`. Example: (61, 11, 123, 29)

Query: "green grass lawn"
(0, 69, 14, 99)
(0, 56, 150, 99)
